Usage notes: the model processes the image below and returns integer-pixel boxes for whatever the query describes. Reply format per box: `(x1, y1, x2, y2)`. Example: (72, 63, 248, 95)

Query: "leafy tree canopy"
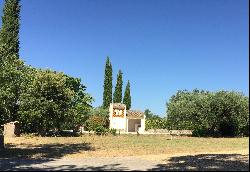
(166, 89, 249, 137)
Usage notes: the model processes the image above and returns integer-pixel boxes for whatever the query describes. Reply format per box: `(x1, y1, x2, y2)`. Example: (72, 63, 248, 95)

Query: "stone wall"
(3, 121, 20, 138)
(146, 129, 193, 136)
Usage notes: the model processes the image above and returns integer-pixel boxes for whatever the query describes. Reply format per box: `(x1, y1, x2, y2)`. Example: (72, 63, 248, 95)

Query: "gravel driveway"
(1, 154, 249, 171)
(1, 156, 164, 171)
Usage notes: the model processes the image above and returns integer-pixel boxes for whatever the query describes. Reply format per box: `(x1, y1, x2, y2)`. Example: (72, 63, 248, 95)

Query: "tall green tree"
(0, 0, 20, 58)
(113, 70, 123, 103)
(18, 69, 93, 134)
(102, 57, 112, 109)
(123, 80, 131, 109)
(0, 0, 23, 124)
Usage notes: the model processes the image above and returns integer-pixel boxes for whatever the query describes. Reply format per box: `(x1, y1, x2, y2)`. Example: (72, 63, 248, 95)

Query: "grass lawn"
(1, 135, 249, 159)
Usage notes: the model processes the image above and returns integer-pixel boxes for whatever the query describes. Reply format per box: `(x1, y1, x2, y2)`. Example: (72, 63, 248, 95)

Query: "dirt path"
(1, 156, 162, 171)
(1, 156, 164, 171)
(1, 153, 249, 171)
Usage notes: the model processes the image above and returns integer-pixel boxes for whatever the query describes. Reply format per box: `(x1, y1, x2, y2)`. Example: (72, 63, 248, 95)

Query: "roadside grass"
(2, 134, 249, 159)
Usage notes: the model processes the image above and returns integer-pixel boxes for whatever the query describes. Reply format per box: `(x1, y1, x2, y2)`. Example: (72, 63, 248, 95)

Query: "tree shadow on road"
(1, 163, 129, 171)
(0, 142, 95, 170)
(1, 144, 249, 171)
(0, 142, 94, 159)
(150, 154, 249, 171)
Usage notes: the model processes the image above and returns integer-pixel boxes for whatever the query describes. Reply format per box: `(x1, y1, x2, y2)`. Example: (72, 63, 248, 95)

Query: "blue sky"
(0, 0, 249, 116)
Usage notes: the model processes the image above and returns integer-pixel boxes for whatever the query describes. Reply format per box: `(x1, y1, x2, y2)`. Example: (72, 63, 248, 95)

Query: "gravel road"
(1, 156, 165, 171)
(1, 154, 249, 171)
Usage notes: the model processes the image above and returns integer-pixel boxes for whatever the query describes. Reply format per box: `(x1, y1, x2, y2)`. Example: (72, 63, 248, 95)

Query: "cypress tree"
(0, 0, 22, 123)
(0, 0, 20, 59)
(113, 70, 123, 103)
(123, 80, 131, 109)
(102, 57, 112, 108)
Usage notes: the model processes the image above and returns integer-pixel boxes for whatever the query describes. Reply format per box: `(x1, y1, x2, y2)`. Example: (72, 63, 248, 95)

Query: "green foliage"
(63, 74, 93, 129)
(209, 91, 249, 136)
(0, 57, 24, 124)
(191, 127, 209, 137)
(0, 0, 23, 124)
(144, 109, 161, 120)
(144, 109, 168, 130)
(123, 80, 131, 110)
(90, 107, 109, 120)
(85, 107, 109, 132)
(102, 57, 113, 109)
(113, 70, 123, 103)
(0, 0, 95, 135)
(0, 0, 20, 58)
(109, 128, 117, 136)
(94, 126, 108, 136)
(18, 68, 93, 134)
(166, 89, 249, 137)
(145, 118, 169, 130)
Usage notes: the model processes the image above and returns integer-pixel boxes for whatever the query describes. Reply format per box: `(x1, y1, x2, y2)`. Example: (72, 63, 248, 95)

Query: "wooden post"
(170, 130, 173, 140)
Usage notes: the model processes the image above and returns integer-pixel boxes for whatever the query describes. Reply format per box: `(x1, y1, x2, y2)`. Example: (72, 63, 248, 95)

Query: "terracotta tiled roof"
(126, 110, 144, 119)
(112, 103, 126, 110)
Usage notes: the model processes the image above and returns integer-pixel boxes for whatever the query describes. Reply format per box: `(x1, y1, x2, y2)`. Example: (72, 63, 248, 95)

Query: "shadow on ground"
(151, 154, 249, 171)
(0, 142, 94, 159)
(0, 142, 95, 170)
(0, 144, 249, 171)
(1, 162, 129, 171)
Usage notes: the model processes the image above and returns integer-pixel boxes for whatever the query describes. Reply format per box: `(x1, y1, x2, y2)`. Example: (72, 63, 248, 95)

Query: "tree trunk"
(0, 135, 4, 149)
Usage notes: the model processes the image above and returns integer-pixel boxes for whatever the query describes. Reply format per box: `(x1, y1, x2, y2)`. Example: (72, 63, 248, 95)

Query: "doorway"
(127, 119, 141, 132)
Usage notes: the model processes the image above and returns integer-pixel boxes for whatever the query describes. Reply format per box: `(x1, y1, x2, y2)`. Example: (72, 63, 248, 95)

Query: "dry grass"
(2, 134, 249, 159)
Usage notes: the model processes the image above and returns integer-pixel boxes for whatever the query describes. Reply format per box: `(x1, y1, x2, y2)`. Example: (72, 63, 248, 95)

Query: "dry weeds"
(3, 135, 249, 159)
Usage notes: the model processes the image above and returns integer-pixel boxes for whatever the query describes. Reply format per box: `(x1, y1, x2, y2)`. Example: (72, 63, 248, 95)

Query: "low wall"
(146, 129, 193, 135)
(3, 122, 20, 138)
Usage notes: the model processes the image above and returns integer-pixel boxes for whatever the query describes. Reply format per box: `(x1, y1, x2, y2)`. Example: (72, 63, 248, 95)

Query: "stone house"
(109, 103, 145, 133)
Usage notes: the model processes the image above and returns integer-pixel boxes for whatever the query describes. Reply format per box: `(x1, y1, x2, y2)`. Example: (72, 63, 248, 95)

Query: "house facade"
(109, 103, 145, 133)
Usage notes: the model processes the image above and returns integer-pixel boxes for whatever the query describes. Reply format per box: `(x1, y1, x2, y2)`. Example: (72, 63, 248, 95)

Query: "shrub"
(94, 126, 108, 136)
(145, 118, 169, 130)
(86, 107, 109, 128)
(85, 115, 107, 131)
(192, 127, 208, 137)
(241, 123, 249, 136)
(109, 128, 117, 136)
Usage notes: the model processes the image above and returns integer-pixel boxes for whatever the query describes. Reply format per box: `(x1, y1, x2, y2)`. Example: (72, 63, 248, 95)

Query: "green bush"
(146, 118, 169, 130)
(192, 127, 211, 137)
(241, 123, 249, 136)
(84, 106, 110, 134)
(85, 114, 107, 131)
(94, 126, 108, 136)
(109, 128, 117, 136)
